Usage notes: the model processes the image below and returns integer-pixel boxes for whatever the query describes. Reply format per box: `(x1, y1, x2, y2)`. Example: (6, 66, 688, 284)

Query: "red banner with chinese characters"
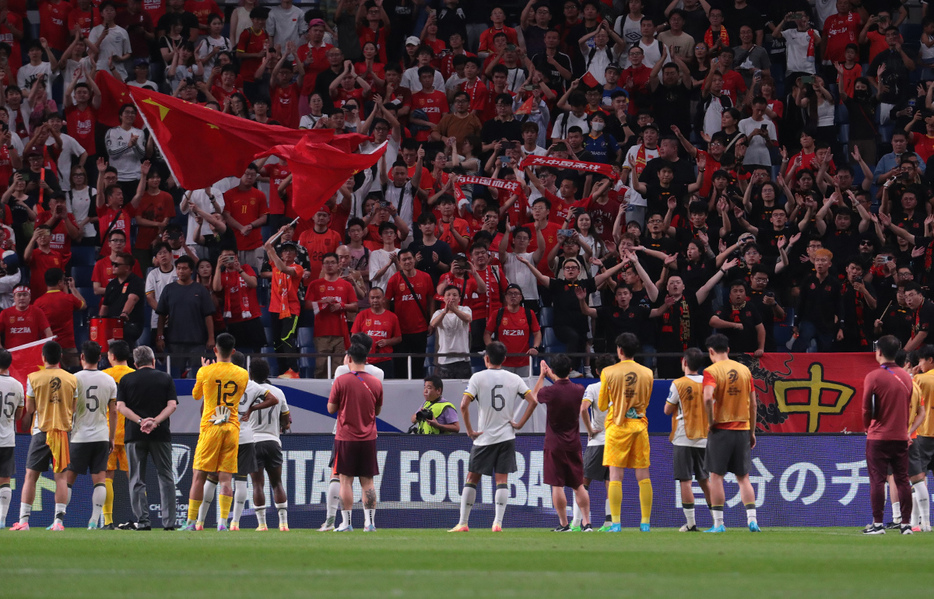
(736, 352, 880, 434)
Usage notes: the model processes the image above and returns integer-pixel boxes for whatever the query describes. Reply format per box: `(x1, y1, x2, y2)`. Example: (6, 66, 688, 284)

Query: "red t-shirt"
(460, 78, 488, 114)
(306, 277, 356, 337)
(480, 88, 514, 122)
(297, 227, 343, 280)
(133, 190, 175, 250)
(351, 308, 401, 363)
(720, 70, 747, 105)
(36, 210, 79, 264)
(436, 217, 469, 251)
(223, 186, 266, 251)
(39, 0, 73, 51)
(525, 220, 561, 277)
(140, 0, 165, 22)
(91, 255, 143, 290)
(183, 0, 220, 32)
(410, 89, 448, 142)
(485, 305, 540, 367)
(270, 262, 303, 317)
(0, 13, 24, 74)
(271, 82, 300, 129)
(236, 27, 268, 83)
(911, 132, 934, 163)
(385, 269, 433, 334)
(33, 289, 83, 349)
(478, 25, 518, 52)
(261, 161, 290, 216)
(296, 42, 333, 96)
(330, 370, 383, 441)
(97, 205, 134, 244)
(0, 305, 51, 348)
(541, 189, 574, 224)
(28, 248, 65, 297)
(67, 6, 99, 39)
(466, 264, 508, 320)
(576, 195, 620, 242)
(356, 25, 387, 63)
(435, 272, 478, 303)
(219, 264, 259, 324)
(65, 104, 98, 155)
(822, 12, 861, 64)
(440, 51, 475, 79)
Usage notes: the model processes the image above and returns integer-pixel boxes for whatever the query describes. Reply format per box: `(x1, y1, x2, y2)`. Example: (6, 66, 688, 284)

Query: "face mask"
(591, 122, 605, 132)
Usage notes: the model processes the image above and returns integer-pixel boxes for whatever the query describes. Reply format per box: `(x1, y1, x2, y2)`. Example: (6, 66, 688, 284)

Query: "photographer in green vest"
(412, 376, 460, 434)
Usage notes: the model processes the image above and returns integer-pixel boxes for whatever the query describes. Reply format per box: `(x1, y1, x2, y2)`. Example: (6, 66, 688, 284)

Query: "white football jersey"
(72, 370, 118, 444)
(0, 374, 24, 447)
(583, 381, 607, 446)
(250, 382, 289, 445)
(238, 380, 265, 445)
(464, 368, 531, 447)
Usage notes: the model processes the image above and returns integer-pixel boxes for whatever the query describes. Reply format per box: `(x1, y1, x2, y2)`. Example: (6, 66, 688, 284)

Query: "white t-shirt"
(465, 368, 532, 446)
(501, 251, 539, 300)
(72, 369, 118, 444)
(238, 379, 263, 444)
(782, 28, 818, 75)
(738, 116, 776, 167)
(145, 267, 178, 328)
(0, 374, 24, 447)
(250, 382, 288, 445)
(582, 381, 607, 446)
(104, 126, 145, 182)
(90, 24, 132, 79)
(623, 144, 659, 207)
(266, 5, 307, 50)
(67, 186, 97, 239)
(703, 95, 727, 138)
(45, 133, 86, 191)
(182, 185, 228, 245)
(17, 62, 56, 97)
(197, 35, 232, 72)
(368, 248, 398, 291)
(666, 374, 706, 448)
(432, 305, 472, 365)
(400, 66, 444, 93)
(551, 111, 590, 140)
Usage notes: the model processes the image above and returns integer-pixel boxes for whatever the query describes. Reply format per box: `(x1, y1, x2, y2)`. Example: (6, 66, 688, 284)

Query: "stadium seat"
(264, 327, 274, 347)
(70, 246, 98, 267)
(539, 307, 554, 328)
(72, 265, 94, 287)
(299, 346, 316, 378)
(543, 328, 566, 354)
(297, 327, 314, 348)
(260, 347, 278, 376)
(81, 288, 99, 315)
(260, 305, 272, 327)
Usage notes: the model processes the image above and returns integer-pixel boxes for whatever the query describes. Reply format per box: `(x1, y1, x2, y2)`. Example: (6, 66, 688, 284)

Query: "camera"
(853, 275, 862, 284)
(415, 408, 433, 422)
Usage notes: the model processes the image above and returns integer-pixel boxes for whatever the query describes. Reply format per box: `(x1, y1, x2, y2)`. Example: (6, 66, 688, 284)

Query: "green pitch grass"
(2, 527, 930, 598)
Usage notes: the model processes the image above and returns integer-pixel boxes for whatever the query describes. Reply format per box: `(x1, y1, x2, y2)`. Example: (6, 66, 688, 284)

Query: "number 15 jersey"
(464, 368, 532, 447)
(193, 362, 250, 431)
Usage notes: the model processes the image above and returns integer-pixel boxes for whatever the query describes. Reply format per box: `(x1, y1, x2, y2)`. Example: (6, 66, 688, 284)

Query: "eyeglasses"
(564, 264, 580, 270)
(112, 261, 128, 267)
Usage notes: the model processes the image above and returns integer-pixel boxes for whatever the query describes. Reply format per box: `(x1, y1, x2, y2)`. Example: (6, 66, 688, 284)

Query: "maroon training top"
(330, 371, 384, 441)
(537, 379, 585, 452)
(862, 362, 911, 441)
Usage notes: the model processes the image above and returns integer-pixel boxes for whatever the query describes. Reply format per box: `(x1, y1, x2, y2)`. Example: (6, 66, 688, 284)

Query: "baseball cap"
(604, 63, 621, 72)
(278, 241, 299, 254)
(505, 283, 524, 296)
(316, 204, 331, 215)
(133, 58, 149, 68)
(405, 36, 421, 46)
(24, 148, 41, 158)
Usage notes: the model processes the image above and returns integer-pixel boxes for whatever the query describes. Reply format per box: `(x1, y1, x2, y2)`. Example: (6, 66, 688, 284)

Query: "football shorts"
(193, 425, 240, 474)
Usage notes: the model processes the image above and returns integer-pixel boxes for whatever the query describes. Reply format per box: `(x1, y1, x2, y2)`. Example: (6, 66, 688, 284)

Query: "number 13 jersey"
(464, 368, 532, 447)
(193, 362, 250, 431)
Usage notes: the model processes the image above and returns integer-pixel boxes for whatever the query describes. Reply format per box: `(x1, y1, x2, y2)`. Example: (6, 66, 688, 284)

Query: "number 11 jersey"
(464, 368, 532, 447)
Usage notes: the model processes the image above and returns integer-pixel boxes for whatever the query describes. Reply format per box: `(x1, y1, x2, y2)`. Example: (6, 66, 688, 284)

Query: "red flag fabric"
(254, 138, 387, 220)
(519, 155, 618, 180)
(580, 72, 600, 88)
(127, 85, 335, 191)
(95, 71, 144, 128)
(9, 337, 52, 433)
(329, 133, 370, 154)
(514, 96, 535, 115)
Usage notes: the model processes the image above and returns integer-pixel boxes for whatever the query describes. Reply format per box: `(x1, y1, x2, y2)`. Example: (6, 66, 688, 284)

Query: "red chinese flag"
(95, 71, 144, 128)
(127, 86, 335, 191)
(580, 72, 600, 89)
(514, 96, 535, 115)
(329, 133, 370, 154)
(9, 337, 52, 433)
(254, 138, 388, 220)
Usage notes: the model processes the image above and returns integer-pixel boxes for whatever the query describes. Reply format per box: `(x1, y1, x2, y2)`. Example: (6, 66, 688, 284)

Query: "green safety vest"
(416, 400, 456, 434)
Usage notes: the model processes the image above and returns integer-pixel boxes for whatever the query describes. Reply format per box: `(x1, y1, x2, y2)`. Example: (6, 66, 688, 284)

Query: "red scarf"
(454, 175, 526, 204)
(519, 155, 619, 179)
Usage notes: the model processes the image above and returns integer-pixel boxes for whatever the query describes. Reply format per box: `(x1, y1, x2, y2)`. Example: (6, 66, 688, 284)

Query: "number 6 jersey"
(464, 368, 532, 447)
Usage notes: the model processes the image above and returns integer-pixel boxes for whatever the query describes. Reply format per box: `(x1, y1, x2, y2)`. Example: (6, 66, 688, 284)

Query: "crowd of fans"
(0, 0, 930, 380)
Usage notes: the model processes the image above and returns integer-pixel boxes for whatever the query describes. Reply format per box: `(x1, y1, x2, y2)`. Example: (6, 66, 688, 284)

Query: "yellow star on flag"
(142, 98, 170, 121)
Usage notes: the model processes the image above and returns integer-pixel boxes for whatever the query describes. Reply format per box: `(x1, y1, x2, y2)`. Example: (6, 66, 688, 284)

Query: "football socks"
(458, 483, 476, 526)
(608, 481, 622, 524)
(639, 479, 652, 525)
(493, 484, 508, 527)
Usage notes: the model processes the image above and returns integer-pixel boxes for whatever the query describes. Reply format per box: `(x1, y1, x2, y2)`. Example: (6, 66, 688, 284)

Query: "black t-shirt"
(681, 7, 710, 43)
(155, 281, 216, 344)
(102, 273, 146, 328)
(549, 277, 596, 331)
(795, 274, 842, 332)
(651, 84, 692, 134)
(724, 4, 764, 44)
(156, 11, 199, 41)
(481, 118, 524, 147)
(408, 239, 453, 285)
(531, 51, 573, 93)
(912, 299, 934, 342)
(118, 367, 177, 443)
(655, 292, 702, 351)
(642, 157, 696, 188)
(713, 302, 762, 353)
(599, 302, 648, 347)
